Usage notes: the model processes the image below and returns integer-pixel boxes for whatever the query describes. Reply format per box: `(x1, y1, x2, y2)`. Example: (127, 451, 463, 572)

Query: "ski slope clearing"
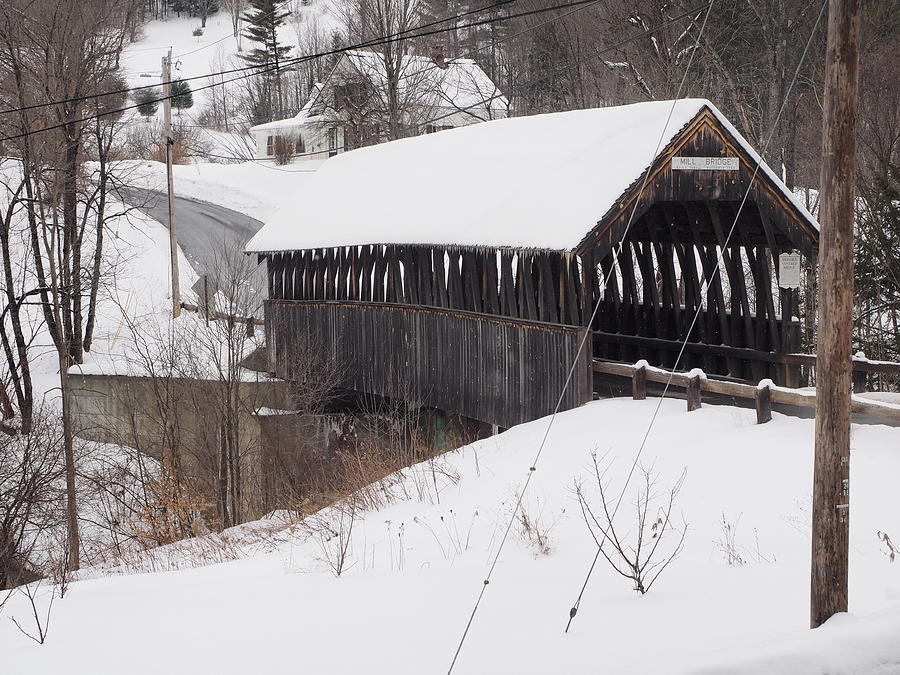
(2, 399, 899, 674)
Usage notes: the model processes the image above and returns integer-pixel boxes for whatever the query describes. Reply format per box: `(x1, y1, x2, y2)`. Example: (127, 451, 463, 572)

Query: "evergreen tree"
(241, 0, 293, 120)
(171, 79, 195, 114)
(241, 0, 292, 68)
(135, 87, 161, 121)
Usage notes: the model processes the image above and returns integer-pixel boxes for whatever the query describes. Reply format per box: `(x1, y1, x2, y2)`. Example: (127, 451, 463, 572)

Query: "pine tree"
(135, 87, 161, 121)
(241, 0, 293, 120)
(171, 79, 195, 115)
(241, 0, 292, 68)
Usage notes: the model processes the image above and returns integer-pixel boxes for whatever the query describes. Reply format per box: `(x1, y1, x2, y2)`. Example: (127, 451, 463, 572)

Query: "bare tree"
(335, 0, 431, 140)
(0, 408, 66, 591)
(575, 452, 687, 595)
(222, 0, 249, 50)
(0, 0, 134, 571)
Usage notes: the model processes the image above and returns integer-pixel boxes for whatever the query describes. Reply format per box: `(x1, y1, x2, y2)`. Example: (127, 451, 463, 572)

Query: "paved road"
(119, 186, 269, 308)
(119, 186, 265, 274)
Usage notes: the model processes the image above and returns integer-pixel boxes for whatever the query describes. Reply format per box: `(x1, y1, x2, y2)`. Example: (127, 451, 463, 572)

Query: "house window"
(266, 135, 274, 156)
(425, 124, 454, 134)
(328, 127, 338, 157)
(295, 135, 305, 155)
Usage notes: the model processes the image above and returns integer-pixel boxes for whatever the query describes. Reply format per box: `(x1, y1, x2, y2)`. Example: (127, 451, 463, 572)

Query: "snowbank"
(2, 398, 898, 674)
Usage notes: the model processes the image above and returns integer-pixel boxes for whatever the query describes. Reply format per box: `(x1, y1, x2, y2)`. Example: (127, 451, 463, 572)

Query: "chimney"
(431, 45, 447, 69)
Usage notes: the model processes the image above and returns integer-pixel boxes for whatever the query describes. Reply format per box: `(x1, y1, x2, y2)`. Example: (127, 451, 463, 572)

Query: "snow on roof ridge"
(246, 99, 815, 254)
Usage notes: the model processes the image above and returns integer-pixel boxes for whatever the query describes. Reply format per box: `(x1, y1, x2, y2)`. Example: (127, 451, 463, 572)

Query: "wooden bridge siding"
(266, 246, 587, 328)
(266, 232, 795, 384)
(583, 203, 797, 381)
(265, 300, 592, 429)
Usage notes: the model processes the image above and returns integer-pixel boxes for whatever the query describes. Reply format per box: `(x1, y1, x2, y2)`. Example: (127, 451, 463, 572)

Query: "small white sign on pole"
(671, 156, 739, 171)
(778, 253, 802, 289)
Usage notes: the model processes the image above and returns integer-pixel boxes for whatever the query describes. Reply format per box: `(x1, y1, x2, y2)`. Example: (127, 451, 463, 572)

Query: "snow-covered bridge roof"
(246, 99, 817, 254)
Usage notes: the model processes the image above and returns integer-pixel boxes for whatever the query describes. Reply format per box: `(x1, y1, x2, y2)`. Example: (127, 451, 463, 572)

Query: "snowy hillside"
(122, 158, 322, 222)
(120, 5, 340, 124)
(3, 399, 899, 674)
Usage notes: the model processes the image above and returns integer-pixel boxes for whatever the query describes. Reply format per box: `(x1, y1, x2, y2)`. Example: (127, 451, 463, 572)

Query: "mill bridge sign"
(671, 156, 739, 171)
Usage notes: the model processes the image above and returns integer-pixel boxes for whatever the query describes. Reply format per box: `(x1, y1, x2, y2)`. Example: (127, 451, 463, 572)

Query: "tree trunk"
(82, 123, 109, 354)
(60, 350, 80, 571)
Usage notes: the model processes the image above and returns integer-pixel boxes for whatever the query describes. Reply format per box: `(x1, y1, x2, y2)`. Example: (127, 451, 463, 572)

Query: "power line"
(173, 1, 608, 170)
(166, 1, 713, 185)
(0, 5, 522, 141)
(244, 2, 713, 162)
(297, 0, 597, 138)
(444, 3, 716, 672)
(563, 0, 828, 635)
(0, 0, 518, 117)
(3, 0, 595, 144)
(172, 0, 314, 59)
(0, 0, 606, 145)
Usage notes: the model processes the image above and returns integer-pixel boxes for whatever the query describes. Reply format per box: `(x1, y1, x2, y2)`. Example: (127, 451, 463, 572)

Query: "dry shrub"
(516, 499, 557, 556)
(714, 513, 774, 566)
(272, 135, 294, 165)
(303, 502, 358, 577)
(715, 513, 746, 566)
(134, 461, 214, 546)
(118, 122, 211, 163)
(878, 530, 897, 562)
(291, 434, 463, 517)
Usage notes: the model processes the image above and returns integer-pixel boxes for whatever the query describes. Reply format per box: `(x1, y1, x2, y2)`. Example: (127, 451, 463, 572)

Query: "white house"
(249, 49, 507, 162)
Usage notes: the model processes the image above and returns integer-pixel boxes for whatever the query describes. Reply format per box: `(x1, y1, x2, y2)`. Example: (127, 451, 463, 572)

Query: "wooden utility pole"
(811, 0, 860, 629)
(162, 48, 181, 318)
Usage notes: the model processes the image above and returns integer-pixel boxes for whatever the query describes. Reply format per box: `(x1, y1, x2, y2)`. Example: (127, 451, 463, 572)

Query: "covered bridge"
(246, 99, 819, 429)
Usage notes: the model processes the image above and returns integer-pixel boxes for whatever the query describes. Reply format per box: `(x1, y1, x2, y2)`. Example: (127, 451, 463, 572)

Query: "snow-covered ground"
(121, 158, 321, 222)
(0, 161, 197, 399)
(120, 6, 340, 122)
(3, 399, 898, 673)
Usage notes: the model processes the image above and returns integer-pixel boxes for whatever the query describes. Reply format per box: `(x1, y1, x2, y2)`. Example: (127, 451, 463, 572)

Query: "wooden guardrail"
(593, 330, 900, 391)
(180, 302, 264, 334)
(592, 359, 900, 425)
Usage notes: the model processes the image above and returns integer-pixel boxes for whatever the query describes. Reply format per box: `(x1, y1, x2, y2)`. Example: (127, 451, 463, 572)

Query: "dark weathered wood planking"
(260, 108, 817, 391)
(267, 299, 592, 429)
(265, 228, 798, 383)
(576, 108, 818, 259)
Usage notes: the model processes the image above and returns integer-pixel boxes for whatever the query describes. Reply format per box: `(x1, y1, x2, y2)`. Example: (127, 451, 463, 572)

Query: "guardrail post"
(687, 373, 701, 412)
(850, 351, 869, 394)
(633, 362, 647, 400)
(851, 368, 867, 394)
(785, 322, 801, 388)
(755, 380, 772, 424)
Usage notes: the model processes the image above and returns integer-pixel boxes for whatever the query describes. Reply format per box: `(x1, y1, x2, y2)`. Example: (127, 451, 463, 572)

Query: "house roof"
(249, 84, 322, 133)
(343, 50, 508, 113)
(245, 99, 818, 254)
(249, 51, 506, 135)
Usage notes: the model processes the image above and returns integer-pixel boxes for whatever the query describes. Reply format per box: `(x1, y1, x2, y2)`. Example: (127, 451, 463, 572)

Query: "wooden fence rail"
(592, 359, 900, 425)
(180, 302, 264, 334)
